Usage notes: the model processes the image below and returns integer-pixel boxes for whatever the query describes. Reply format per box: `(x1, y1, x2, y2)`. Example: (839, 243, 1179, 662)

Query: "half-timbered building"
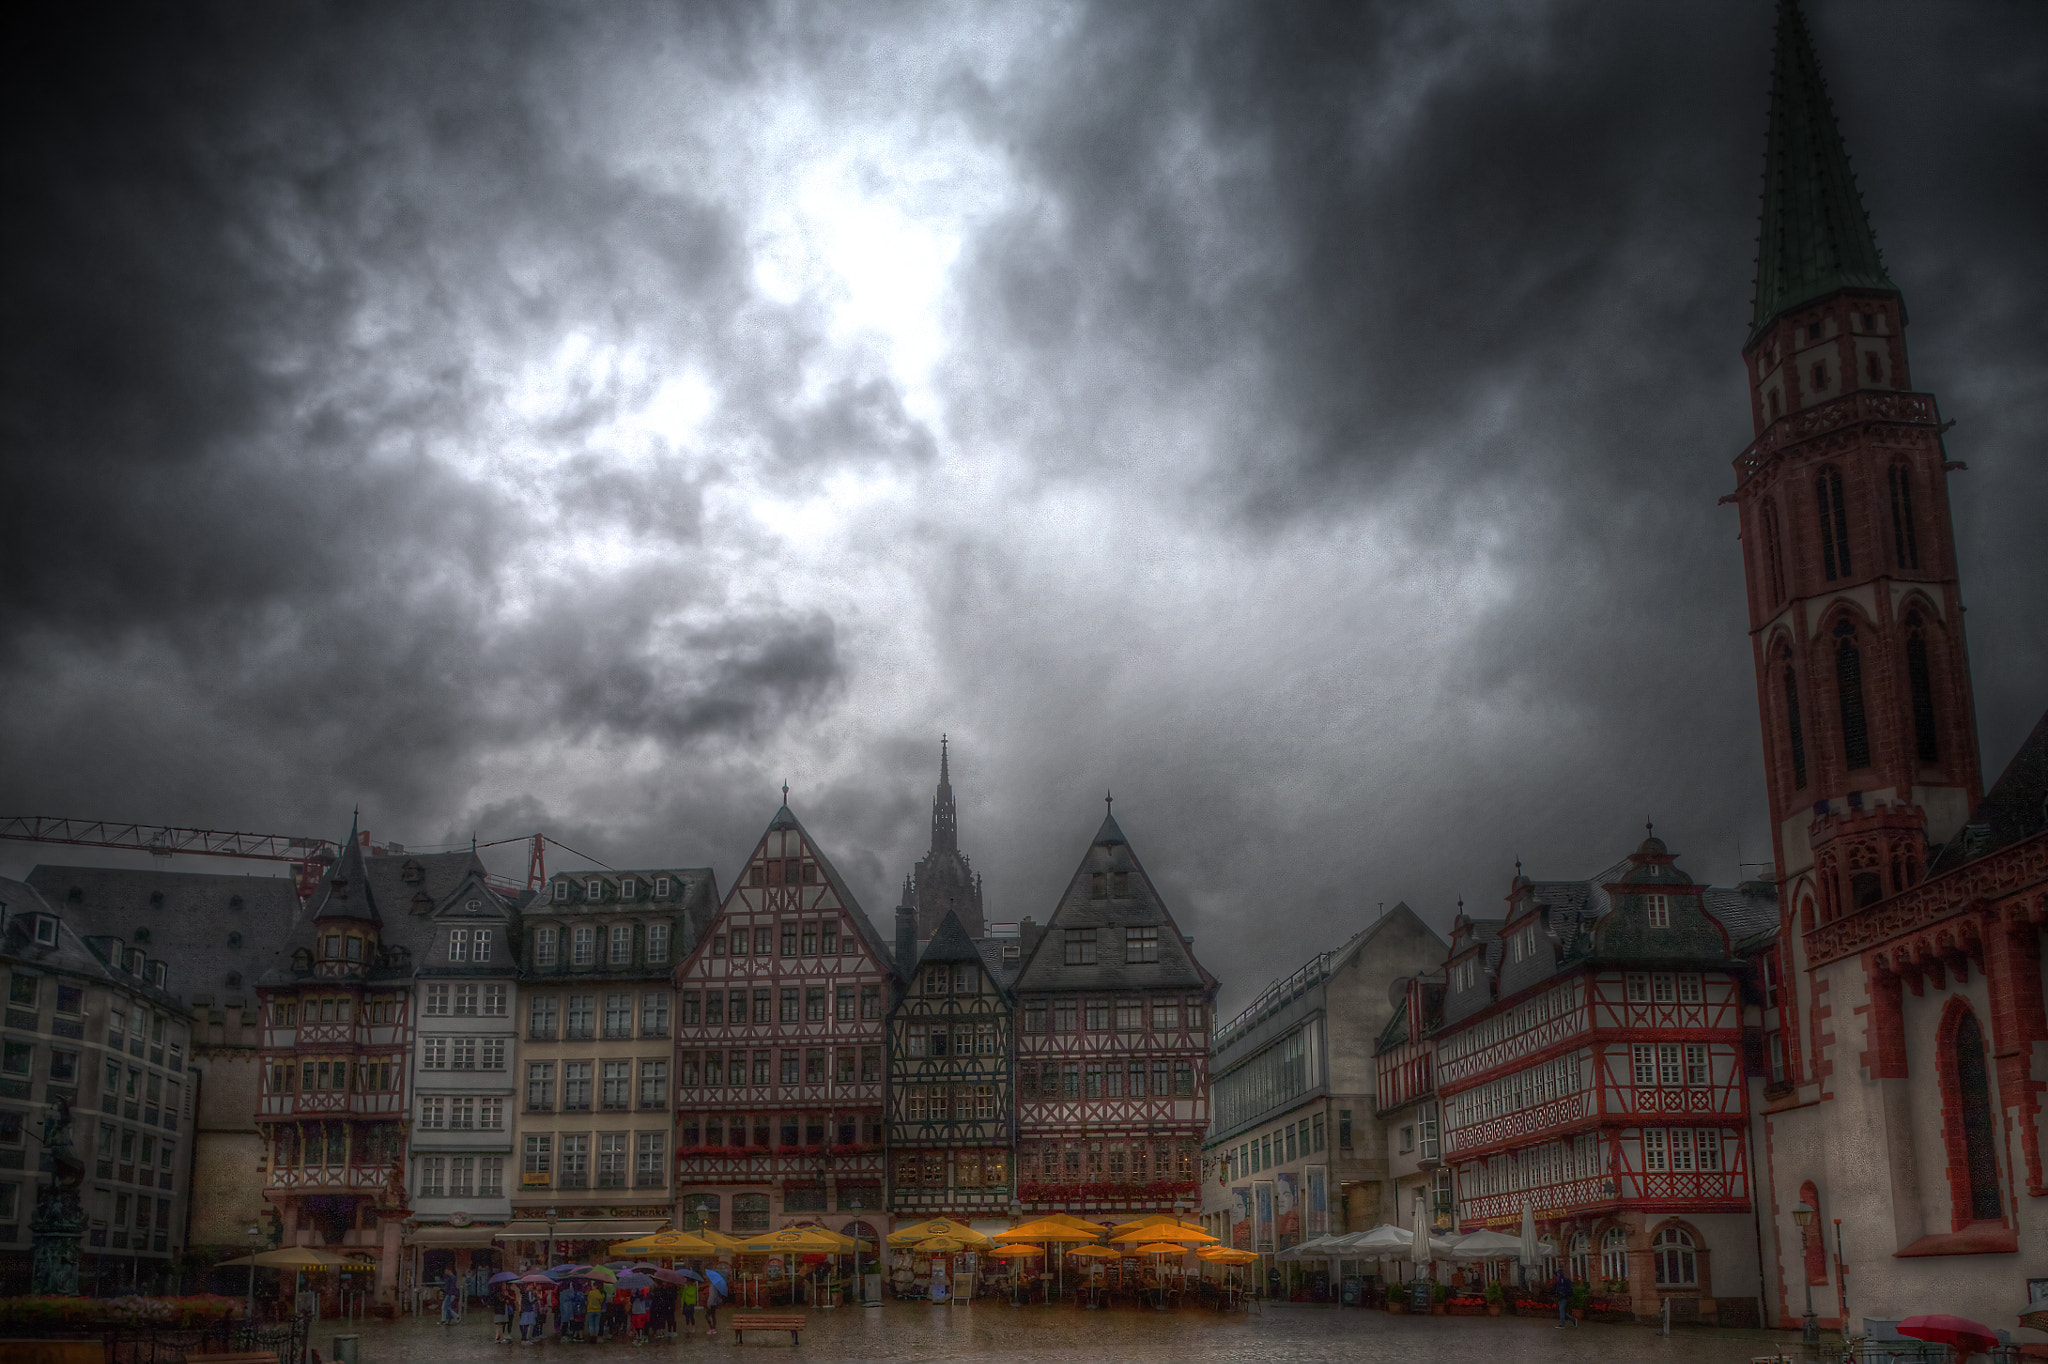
(671, 803, 896, 1239)
(1013, 804, 1217, 1217)
(255, 824, 477, 1306)
(886, 910, 1014, 1220)
(1434, 833, 1776, 1325)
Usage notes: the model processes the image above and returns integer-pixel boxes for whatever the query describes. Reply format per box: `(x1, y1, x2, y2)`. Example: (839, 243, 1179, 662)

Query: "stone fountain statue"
(31, 1096, 85, 1295)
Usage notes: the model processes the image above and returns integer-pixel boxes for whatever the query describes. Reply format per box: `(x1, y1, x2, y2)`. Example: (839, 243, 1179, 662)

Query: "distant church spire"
(907, 735, 984, 939)
(932, 735, 957, 856)
(1749, 0, 1896, 344)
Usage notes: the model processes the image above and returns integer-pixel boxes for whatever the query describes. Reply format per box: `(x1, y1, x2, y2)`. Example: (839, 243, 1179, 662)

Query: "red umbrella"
(1898, 1315, 2000, 1358)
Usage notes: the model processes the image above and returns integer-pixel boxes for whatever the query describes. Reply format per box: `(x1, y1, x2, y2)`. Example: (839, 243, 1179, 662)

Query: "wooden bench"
(727, 1313, 804, 1345)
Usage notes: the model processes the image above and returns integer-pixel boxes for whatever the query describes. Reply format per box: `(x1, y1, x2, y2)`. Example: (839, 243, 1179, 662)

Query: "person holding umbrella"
(1551, 1265, 1574, 1327)
(489, 1274, 517, 1344)
(702, 1268, 728, 1338)
(678, 1275, 698, 1331)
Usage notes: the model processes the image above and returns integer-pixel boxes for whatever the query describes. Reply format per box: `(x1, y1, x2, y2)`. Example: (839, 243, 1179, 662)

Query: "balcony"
(265, 1164, 394, 1195)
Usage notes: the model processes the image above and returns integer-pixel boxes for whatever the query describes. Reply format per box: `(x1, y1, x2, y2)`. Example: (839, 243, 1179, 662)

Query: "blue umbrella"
(705, 1269, 729, 1299)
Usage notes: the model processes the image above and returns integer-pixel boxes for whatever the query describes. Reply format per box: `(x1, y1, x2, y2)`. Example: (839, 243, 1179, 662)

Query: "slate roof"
(1749, 0, 1897, 344)
(26, 864, 305, 1006)
(1704, 883, 1782, 951)
(742, 804, 900, 978)
(920, 911, 1014, 1004)
(1012, 805, 1215, 995)
(973, 938, 1025, 991)
(1926, 704, 2048, 876)
(0, 876, 184, 1010)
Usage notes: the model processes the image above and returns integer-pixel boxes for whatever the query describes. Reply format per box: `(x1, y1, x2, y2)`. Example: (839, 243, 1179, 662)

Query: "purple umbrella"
(616, 1274, 655, 1290)
(488, 1271, 520, 1285)
(651, 1269, 701, 1285)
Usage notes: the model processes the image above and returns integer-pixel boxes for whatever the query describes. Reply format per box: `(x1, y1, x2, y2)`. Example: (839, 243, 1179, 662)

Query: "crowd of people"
(440, 1266, 729, 1345)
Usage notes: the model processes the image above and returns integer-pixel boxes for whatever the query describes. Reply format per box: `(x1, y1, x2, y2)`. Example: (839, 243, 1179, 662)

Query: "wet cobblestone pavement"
(323, 1306, 1812, 1363)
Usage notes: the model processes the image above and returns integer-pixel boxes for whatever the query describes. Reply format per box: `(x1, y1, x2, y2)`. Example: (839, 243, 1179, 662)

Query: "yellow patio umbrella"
(1064, 1245, 1121, 1261)
(1130, 1241, 1191, 1256)
(734, 1227, 848, 1255)
(1107, 1214, 1186, 1236)
(994, 1219, 1102, 1244)
(886, 1219, 993, 1248)
(909, 1235, 970, 1254)
(983, 1244, 1044, 1259)
(609, 1229, 715, 1257)
(1036, 1214, 1106, 1233)
(1196, 1247, 1258, 1265)
(1107, 1225, 1217, 1245)
(805, 1227, 874, 1252)
(692, 1230, 752, 1255)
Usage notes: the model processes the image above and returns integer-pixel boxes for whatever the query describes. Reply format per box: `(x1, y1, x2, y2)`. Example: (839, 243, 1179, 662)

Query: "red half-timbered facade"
(254, 825, 483, 1303)
(1432, 834, 1774, 1325)
(1012, 804, 1217, 1215)
(670, 803, 898, 1236)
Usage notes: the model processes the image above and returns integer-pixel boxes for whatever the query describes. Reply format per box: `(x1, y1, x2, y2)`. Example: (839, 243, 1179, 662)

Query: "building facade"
(885, 910, 1015, 1220)
(669, 805, 894, 1240)
(1012, 805, 1216, 1217)
(1, 877, 195, 1294)
(506, 863, 714, 1262)
(1374, 969, 1449, 1258)
(1726, 0, 2048, 1336)
(1202, 904, 1446, 1266)
(1432, 838, 1773, 1326)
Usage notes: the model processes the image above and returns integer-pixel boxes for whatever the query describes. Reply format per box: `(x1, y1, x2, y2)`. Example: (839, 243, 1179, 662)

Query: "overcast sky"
(3, 0, 2043, 1015)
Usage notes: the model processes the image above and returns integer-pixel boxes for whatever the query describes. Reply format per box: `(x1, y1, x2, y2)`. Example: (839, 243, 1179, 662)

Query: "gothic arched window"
(1815, 467, 1852, 581)
(1834, 621, 1870, 770)
(1652, 1227, 1697, 1286)
(1888, 464, 1920, 569)
(1948, 1009, 2001, 1222)
(1762, 500, 1787, 605)
(1905, 614, 1938, 763)
(1781, 657, 1807, 790)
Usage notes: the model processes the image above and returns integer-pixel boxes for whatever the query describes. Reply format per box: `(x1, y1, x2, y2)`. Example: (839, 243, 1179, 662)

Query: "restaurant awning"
(490, 1218, 671, 1242)
(403, 1225, 509, 1248)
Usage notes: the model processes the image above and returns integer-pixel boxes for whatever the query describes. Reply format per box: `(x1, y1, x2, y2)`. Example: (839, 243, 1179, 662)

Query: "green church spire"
(1749, 0, 1898, 346)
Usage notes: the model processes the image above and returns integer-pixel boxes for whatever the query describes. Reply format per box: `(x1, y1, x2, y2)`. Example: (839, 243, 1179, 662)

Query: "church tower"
(909, 737, 986, 940)
(1730, 0, 1983, 933)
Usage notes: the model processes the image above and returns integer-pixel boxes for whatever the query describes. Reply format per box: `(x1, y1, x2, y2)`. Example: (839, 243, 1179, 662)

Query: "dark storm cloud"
(1, 0, 2042, 1010)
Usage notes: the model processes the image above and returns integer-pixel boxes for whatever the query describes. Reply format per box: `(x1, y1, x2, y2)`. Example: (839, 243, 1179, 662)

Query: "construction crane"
(0, 816, 549, 901)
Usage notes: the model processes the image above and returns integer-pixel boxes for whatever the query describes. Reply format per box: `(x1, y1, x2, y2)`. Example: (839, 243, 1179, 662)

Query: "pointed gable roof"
(706, 801, 900, 977)
(1749, 0, 1897, 344)
(917, 909, 984, 967)
(1927, 703, 2048, 875)
(1013, 802, 1214, 995)
(312, 815, 380, 926)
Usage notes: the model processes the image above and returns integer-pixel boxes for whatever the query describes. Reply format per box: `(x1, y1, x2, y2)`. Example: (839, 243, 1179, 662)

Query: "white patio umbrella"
(1346, 1225, 1422, 1258)
(1443, 1229, 1524, 1262)
(1519, 1205, 1539, 1285)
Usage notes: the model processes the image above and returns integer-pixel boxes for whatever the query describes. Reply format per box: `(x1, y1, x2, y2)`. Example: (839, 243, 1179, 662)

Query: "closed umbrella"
(1519, 1205, 1539, 1285)
(1411, 1214, 1430, 1278)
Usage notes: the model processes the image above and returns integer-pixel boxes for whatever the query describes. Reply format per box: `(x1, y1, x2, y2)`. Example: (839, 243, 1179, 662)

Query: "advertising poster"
(1254, 1180, 1275, 1252)
(1232, 1186, 1254, 1249)
(1305, 1164, 1329, 1238)
(1275, 1171, 1300, 1249)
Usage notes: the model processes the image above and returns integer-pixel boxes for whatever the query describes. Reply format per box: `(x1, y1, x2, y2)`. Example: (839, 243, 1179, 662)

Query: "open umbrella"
(704, 1269, 729, 1301)
(1898, 1315, 2000, 1359)
(217, 1247, 355, 1269)
(1446, 1229, 1524, 1262)
(886, 1219, 994, 1248)
(735, 1227, 849, 1255)
(615, 1274, 655, 1291)
(572, 1265, 618, 1285)
(1131, 1242, 1190, 1256)
(1065, 1245, 1121, 1261)
(2020, 1304, 2048, 1335)
(516, 1273, 556, 1285)
(488, 1271, 521, 1285)
(983, 1245, 1043, 1260)
(610, 1230, 716, 1257)
(1197, 1247, 1258, 1265)
(994, 1218, 1100, 1244)
(1108, 1225, 1217, 1245)
(652, 1269, 702, 1286)
(546, 1263, 587, 1278)
(911, 1235, 970, 1254)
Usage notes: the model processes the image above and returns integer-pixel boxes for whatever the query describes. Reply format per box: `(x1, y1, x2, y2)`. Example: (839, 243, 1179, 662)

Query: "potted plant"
(1482, 1282, 1506, 1316)
(1570, 1282, 1591, 1321)
(1430, 1283, 1449, 1316)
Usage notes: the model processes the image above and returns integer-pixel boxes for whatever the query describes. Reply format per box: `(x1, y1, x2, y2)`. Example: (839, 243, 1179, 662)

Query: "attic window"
(465, 899, 481, 913)
(134, 928, 152, 944)
(66, 887, 83, 903)
(226, 971, 242, 989)
(401, 859, 424, 885)
(412, 892, 432, 915)
(152, 963, 167, 988)
(330, 877, 348, 899)
(1644, 894, 1671, 929)
(587, 878, 603, 900)
(228, 895, 243, 910)
(655, 877, 671, 898)
(228, 932, 243, 948)
(553, 880, 569, 902)
(620, 878, 636, 898)
(292, 948, 312, 972)
(35, 917, 58, 946)
(149, 891, 163, 909)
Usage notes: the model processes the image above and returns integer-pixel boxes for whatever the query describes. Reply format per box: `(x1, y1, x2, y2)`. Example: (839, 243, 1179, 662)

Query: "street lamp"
(245, 1224, 263, 1324)
(1792, 1203, 1818, 1344)
(544, 1207, 558, 1268)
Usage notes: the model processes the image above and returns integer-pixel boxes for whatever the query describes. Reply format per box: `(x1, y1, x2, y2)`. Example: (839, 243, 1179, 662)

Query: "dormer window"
(655, 877, 671, 898)
(475, 930, 493, 963)
(449, 928, 470, 963)
(620, 878, 636, 898)
(225, 971, 241, 989)
(587, 878, 603, 901)
(34, 917, 57, 946)
(330, 877, 347, 899)
(553, 881, 569, 903)
(128, 950, 146, 976)
(229, 894, 244, 910)
(411, 892, 432, 915)
(152, 963, 167, 987)
(149, 891, 163, 909)
(292, 948, 312, 973)
(345, 935, 363, 961)
(401, 859, 424, 885)
(228, 932, 243, 948)
(134, 928, 152, 944)
(1645, 894, 1671, 929)
(324, 934, 341, 959)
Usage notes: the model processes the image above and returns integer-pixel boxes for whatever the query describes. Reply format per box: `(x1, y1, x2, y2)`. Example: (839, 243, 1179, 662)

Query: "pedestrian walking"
(679, 1278, 697, 1330)
(703, 1269, 727, 1338)
(1552, 1267, 1575, 1327)
(493, 1284, 513, 1344)
(442, 1268, 462, 1326)
(629, 1287, 651, 1345)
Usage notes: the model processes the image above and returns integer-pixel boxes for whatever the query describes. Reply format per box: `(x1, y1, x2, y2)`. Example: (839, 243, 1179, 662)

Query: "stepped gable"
(1012, 803, 1214, 994)
(26, 864, 304, 1006)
